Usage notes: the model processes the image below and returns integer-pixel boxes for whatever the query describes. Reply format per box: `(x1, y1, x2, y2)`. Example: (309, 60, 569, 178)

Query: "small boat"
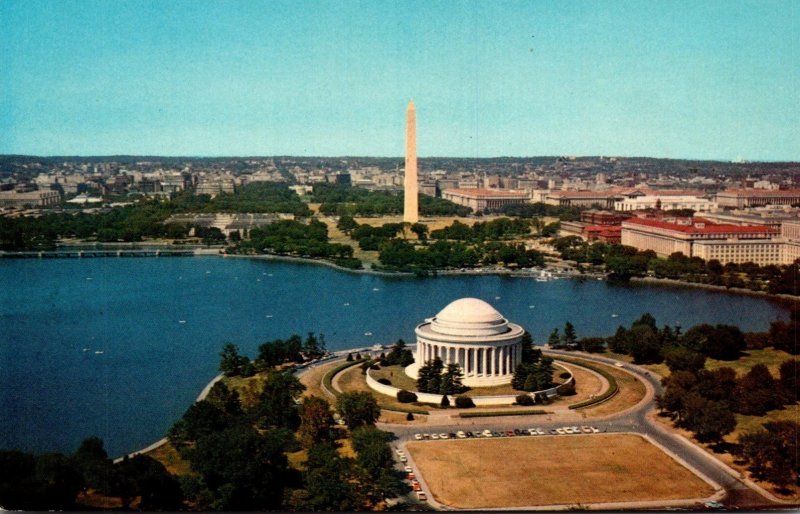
(611, 314, 619, 318)
(495, 296, 501, 300)
(86, 277, 92, 280)
(82, 348, 90, 352)
(266, 314, 273, 318)
(94, 350, 104, 355)
(529, 305, 535, 309)
(364, 332, 373, 336)
(179, 320, 186, 324)
(372, 288, 380, 292)
(206, 270, 211, 274)
(343, 302, 350, 306)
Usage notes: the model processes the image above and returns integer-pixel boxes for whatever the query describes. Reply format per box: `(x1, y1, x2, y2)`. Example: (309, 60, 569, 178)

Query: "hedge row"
(459, 409, 548, 418)
(553, 357, 619, 409)
(321, 358, 364, 397)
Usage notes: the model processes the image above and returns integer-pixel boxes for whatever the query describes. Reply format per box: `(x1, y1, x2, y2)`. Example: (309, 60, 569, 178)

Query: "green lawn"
(727, 403, 800, 442)
(602, 347, 795, 379)
(705, 348, 795, 376)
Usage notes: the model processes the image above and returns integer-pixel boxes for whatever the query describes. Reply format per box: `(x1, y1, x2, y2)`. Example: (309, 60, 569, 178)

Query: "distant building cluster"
(3, 153, 800, 266)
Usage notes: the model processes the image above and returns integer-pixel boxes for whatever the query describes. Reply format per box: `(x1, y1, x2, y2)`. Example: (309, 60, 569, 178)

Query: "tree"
(303, 442, 360, 511)
(682, 393, 736, 443)
(187, 425, 294, 510)
(219, 342, 251, 377)
(396, 390, 417, 403)
(205, 381, 242, 417)
(547, 328, 561, 348)
(628, 324, 663, 364)
(410, 222, 429, 242)
(114, 455, 184, 510)
(336, 391, 380, 429)
(562, 322, 577, 349)
(735, 364, 780, 415)
(739, 421, 799, 490)
(520, 332, 541, 363)
(416, 357, 444, 393)
(257, 370, 306, 429)
(168, 400, 233, 450)
(298, 396, 333, 448)
(440, 394, 450, 408)
(778, 359, 798, 404)
(72, 436, 112, 492)
(608, 326, 630, 354)
(439, 363, 466, 395)
(663, 345, 706, 373)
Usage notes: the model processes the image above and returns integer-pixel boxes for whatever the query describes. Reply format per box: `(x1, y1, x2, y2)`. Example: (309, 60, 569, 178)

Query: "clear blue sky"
(1, 0, 797, 160)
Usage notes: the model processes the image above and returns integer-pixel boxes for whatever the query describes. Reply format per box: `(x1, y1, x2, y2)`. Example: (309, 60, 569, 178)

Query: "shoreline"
(630, 276, 800, 303)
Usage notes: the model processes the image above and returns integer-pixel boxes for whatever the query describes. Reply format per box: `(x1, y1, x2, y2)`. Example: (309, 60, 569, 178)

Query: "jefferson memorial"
(405, 298, 525, 387)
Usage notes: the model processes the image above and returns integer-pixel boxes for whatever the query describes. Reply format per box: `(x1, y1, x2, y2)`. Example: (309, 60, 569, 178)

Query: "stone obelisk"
(404, 100, 419, 223)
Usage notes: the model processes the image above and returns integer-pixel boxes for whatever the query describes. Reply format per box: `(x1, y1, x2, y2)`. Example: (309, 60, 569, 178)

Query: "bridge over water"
(0, 249, 197, 258)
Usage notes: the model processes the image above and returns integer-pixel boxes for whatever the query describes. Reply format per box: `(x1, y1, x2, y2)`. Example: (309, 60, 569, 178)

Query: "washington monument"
(403, 100, 418, 223)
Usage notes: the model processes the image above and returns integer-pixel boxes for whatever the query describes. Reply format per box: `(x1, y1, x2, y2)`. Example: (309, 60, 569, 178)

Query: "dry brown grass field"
(299, 359, 340, 399)
(407, 434, 715, 508)
(579, 362, 647, 417)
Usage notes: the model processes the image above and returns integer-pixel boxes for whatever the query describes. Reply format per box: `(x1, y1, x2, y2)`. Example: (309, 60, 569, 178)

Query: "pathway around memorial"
(377, 350, 789, 510)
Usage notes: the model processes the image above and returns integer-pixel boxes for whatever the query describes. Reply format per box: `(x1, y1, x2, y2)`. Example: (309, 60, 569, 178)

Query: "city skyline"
(2, 1, 798, 161)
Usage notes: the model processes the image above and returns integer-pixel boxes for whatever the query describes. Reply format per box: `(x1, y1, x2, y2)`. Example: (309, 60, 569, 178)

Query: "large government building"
(406, 298, 524, 387)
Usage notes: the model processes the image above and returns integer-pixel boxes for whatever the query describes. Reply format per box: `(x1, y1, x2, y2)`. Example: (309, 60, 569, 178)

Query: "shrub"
(406, 412, 414, 421)
(396, 390, 418, 403)
(516, 394, 535, 406)
(377, 378, 391, 385)
(440, 395, 450, 408)
(559, 372, 571, 379)
(346, 353, 353, 362)
(454, 395, 475, 408)
(557, 381, 576, 396)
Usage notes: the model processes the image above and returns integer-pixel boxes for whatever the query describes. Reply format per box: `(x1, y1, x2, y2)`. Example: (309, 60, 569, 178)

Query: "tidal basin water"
(0, 256, 790, 457)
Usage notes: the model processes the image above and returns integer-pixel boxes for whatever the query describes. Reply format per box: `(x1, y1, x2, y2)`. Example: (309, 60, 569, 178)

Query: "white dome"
(436, 298, 504, 324)
(429, 298, 510, 337)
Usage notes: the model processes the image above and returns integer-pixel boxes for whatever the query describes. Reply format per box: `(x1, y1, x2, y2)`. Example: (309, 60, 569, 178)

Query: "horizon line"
(2, 153, 798, 164)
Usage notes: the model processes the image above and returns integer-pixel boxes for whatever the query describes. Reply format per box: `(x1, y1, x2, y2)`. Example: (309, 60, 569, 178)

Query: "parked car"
(506, 430, 515, 437)
(395, 449, 404, 455)
(456, 430, 466, 439)
(513, 429, 522, 436)
(400, 456, 408, 462)
(404, 466, 413, 473)
(431, 433, 439, 440)
(439, 433, 449, 439)
(412, 483, 421, 492)
(550, 429, 558, 435)
(537, 428, 546, 435)
(581, 426, 592, 433)
(414, 433, 423, 440)
(417, 492, 427, 501)
(423, 433, 430, 439)
(528, 428, 538, 435)
(449, 432, 457, 439)
(482, 429, 493, 437)
(590, 426, 600, 433)
(407, 473, 415, 480)
(556, 428, 566, 435)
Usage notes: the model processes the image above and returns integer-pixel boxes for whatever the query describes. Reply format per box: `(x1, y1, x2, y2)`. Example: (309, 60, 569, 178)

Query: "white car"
(456, 430, 466, 439)
(439, 433, 449, 439)
(414, 433, 423, 440)
(400, 456, 407, 462)
(591, 426, 600, 433)
(527, 428, 537, 436)
(431, 433, 439, 440)
(571, 426, 580, 433)
(482, 429, 493, 437)
(536, 428, 545, 435)
(404, 466, 413, 473)
(555, 428, 566, 435)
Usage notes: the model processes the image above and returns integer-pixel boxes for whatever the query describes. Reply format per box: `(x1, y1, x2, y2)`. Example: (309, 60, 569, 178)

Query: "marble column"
(482, 347, 487, 376)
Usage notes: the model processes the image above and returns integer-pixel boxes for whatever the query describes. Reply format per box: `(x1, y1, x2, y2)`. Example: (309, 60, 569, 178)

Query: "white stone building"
(406, 298, 524, 387)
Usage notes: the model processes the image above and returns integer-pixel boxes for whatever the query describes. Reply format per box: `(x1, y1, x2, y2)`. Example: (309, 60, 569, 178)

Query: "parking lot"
(411, 424, 605, 441)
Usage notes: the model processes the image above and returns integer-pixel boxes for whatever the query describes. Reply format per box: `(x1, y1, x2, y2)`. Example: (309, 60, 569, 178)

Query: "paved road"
(380, 350, 786, 510)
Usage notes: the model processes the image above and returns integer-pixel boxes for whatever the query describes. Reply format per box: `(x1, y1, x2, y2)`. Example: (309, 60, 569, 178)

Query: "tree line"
(551, 236, 800, 296)
(228, 219, 362, 269)
(0, 183, 311, 250)
(312, 183, 471, 217)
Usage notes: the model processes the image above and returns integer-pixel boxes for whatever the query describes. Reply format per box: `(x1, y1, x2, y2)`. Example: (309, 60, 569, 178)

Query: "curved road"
(378, 350, 785, 510)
